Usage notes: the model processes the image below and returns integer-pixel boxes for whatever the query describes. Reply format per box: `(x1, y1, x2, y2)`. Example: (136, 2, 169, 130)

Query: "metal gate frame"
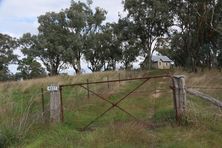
(60, 74, 172, 130)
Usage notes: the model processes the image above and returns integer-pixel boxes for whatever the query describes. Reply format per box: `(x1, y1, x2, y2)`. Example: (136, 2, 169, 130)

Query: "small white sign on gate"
(47, 85, 59, 92)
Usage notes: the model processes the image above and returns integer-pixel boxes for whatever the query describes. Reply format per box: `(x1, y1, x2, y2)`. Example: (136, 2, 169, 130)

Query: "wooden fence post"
(119, 73, 121, 85)
(107, 76, 110, 88)
(87, 79, 90, 99)
(48, 84, 61, 123)
(172, 75, 186, 121)
(41, 88, 45, 117)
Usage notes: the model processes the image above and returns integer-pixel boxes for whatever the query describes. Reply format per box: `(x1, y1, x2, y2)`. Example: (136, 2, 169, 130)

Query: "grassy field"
(0, 70, 222, 147)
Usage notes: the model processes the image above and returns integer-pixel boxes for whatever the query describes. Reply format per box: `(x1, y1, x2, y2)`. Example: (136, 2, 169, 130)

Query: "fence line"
(60, 74, 171, 88)
(187, 89, 222, 108)
(187, 86, 222, 90)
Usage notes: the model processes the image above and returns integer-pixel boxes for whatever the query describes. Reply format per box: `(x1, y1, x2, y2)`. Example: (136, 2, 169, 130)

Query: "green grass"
(0, 70, 222, 147)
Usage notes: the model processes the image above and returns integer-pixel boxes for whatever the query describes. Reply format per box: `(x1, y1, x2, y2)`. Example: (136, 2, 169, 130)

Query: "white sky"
(0, 0, 125, 37)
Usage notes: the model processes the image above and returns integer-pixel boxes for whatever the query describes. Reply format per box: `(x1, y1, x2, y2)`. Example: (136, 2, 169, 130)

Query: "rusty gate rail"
(60, 74, 172, 88)
(59, 74, 173, 130)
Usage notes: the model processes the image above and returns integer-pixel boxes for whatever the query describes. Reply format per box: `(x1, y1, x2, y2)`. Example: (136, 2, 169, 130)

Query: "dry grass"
(1, 69, 222, 147)
(0, 71, 114, 92)
(80, 121, 156, 147)
(174, 69, 222, 100)
(174, 69, 222, 86)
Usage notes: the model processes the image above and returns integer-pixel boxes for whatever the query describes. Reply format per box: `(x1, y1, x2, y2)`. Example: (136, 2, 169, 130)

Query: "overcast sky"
(0, 0, 125, 37)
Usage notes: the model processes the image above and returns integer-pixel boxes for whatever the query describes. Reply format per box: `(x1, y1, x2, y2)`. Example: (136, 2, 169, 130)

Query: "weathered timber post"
(119, 73, 121, 85)
(60, 86, 64, 123)
(172, 76, 186, 121)
(47, 84, 62, 123)
(41, 88, 45, 115)
(87, 79, 90, 99)
(41, 88, 45, 118)
(107, 76, 110, 88)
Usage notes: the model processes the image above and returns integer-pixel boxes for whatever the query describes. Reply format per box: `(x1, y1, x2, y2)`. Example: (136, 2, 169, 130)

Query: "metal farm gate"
(50, 74, 186, 130)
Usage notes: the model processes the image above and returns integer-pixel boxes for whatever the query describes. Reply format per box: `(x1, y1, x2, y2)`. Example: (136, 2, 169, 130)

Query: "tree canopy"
(0, 33, 17, 80)
(1, 0, 222, 81)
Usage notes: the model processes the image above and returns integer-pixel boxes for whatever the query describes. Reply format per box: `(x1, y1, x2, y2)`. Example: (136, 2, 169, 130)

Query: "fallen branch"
(186, 89, 222, 108)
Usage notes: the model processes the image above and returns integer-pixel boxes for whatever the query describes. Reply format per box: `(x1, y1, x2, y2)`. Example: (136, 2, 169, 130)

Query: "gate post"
(172, 75, 186, 121)
(47, 84, 61, 123)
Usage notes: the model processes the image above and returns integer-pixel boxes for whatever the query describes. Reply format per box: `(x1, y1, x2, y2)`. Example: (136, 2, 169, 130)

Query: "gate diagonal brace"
(80, 85, 137, 120)
(81, 78, 150, 130)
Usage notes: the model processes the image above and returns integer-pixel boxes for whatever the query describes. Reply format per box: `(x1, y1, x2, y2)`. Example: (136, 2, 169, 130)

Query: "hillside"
(0, 70, 222, 147)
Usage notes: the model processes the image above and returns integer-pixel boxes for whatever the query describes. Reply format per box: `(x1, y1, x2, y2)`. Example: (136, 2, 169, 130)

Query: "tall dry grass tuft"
(82, 121, 156, 147)
(0, 92, 44, 147)
(109, 121, 155, 144)
(181, 99, 222, 129)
